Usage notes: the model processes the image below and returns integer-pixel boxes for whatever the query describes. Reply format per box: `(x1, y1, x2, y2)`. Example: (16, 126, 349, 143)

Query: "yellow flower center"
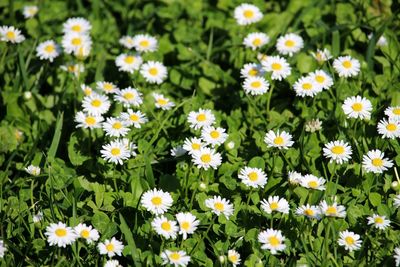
(243, 10, 254, 18)
(342, 60, 352, 69)
(270, 202, 279, 210)
(84, 88, 91, 96)
(210, 130, 220, 139)
(81, 229, 90, 239)
(302, 83, 312, 90)
(315, 75, 325, 83)
(85, 116, 96, 125)
(271, 63, 282, 71)
(123, 92, 135, 100)
(149, 67, 158, 76)
(331, 145, 344, 155)
(181, 221, 190, 231)
(351, 103, 363, 112)
(130, 114, 139, 122)
(157, 98, 168, 106)
(248, 172, 258, 181)
(252, 38, 262, 46)
(161, 221, 171, 231)
(55, 228, 67, 237)
(268, 236, 280, 247)
(91, 99, 102, 107)
(374, 217, 384, 224)
(68, 65, 77, 72)
(106, 243, 114, 252)
(196, 114, 206, 122)
(308, 181, 318, 188)
(112, 122, 122, 129)
(214, 202, 224, 211)
(251, 81, 261, 88)
(71, 37, 82, 46)
(139, 40, 149, 47)
(273, 136, 284, 145)
(285, 40, 295, 47)
(393, 108, 400, 115)
(170, 252, 181, 261)
(6, 31, 15, 40)
(44, 44, 55, 53)
(316, 52, 323, 61)
(228, 254, 238, 263)
(151, 196, 162, 205)
(201, 154, 211, 163)
(371, 158, 383, 167)
(111, 148, 121, 156)
(248, 69, 258, 76)
(103, 83, 113, 92)
(326, 206, 337, 215)
(304, 209, 314, 216)
(386, 123, 397, 131)
(345, 236, 355, 245)
(71, 25, 82, 32)
(191, 143, 201, 150)
(124, 56, 134, 64)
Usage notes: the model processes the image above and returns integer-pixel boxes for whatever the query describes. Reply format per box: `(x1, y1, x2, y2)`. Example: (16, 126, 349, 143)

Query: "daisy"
(240, 63, 265, 78)
(182, 137, 205, 155)
(0, 26, 25, 43)
(45, 222, 78, 247)
(152, 216, 179, 239)
(243, 32, 270, 50)
(74, 223, 100, 244)
(119, 35, 135, 49)
(201, 126, 228, 147)
(319, 200, 346, 218)
(60, 63, 85, 77)
(338, 230, 362, 252)
(23, 5, 38, 19)
(115, 53, 143, 73)
(98, 237, 124, 257)
(309, 70, 333, 90)
(104, 260, 123, 267)
(120, 109, 147, 128)
(243, 76, 270, 95)
(385, 106, 400, 121)
(311, 48, 332, 63)
(295, 204, 321, 219)
(153, 93, 175, 110)
(300, 174, 326, 191)
(82, 93, 111, 116)
(114, 87, 143, 107)
(262, 55, 291, 81)
(233, 3, 263, 26)
(25, 165, 41, 176)
(342, 95, 373, 120)
(323, 140, 352, 164)
(238, 167, 268, 188)
(35, 40, 60, 62)
(140, 61, 168, 84)
(96, 81, 119, 95)
(170, 146, 187, 157)
(62, 32, 92, 54)
(0, 240, 6, 258)
(305, 118, 323, 132)
(333, 56, 360, 78)
(73, 40, 92, 59)
(227, 249, 241, 266)
(100, 140, 131, 165)
(377, 118, 400, 139)
(205, 195, 234, 218)
(264, 130, 294, 149)
(367, 214, 390, 230)
(62, 17, 91, 34)
(288, 171, 302, 185)
(176, 212, 200, 240)
(258, 229, 286, 254)
(394, 247, 400, 266)
(75, 111, 103, 129)
(133, 34, 158, 52)
(191, 147, 222, 170)
(276, 33, 304, 56)
(368, 33, 387, 47)
(293, 76, 321, 97)
(103, 117, 130, 137)
(33, 211, 43, 223)
(187, 109, 215, 130)
(394, 194, 400, 208)
(260, 196, 289, 214)
(140, 188, 173, 215)
(362, 149, 393, 174)
(161, 250, 191, 267)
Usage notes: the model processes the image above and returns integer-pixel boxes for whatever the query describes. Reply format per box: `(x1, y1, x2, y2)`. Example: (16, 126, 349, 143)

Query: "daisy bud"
(226, 141, 235, 150)
(218, 255, 225, 264)
(23, 91, 32, 100)
(392, 181, 400, 191)
(199, 182, 207, 191)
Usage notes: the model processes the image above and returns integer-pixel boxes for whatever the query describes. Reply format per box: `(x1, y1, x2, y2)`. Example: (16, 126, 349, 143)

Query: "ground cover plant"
(1, 0, 400, 266)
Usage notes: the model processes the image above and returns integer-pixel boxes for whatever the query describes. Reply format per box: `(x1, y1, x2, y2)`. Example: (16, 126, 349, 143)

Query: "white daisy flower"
(0, 240, 6, 258)
(96, 81, 119, 95)
(75, 111, 104, 129)
(227, 249, 241, 266)
(0, 26, 25, 43)
(240, 63, 265, 78)
(176, 212, 200, 240)
(45, 222, 78, 248)
(182, 137, 205, 155)
(233, 3, 263, 26)
(243, 76, 270, 95)
(98, 237, 124, 258)
(377, 118, 400, 139)
(120, 109, 147, 128)
(362, 149, 393, 174)
(393, 194, 400, 208)
(133, 34, 158, 52)
(311, 48, 332, 63)
(100, 140, 131, 165)
(36, 40, 60, 62)
(323, 140, 352, 164)
(187, 109, 215, 130)
(309, 70, 333, 90)
(170, 146, 187, 157)
(114, 87, 143, 107)
(33, 211, 43, 223)
(262, 55, 291, 80)
(276, 33, 304, 56)
(293, 76, 322, 98)
(258, 229, 286, 254)
(152, 216, 179, 239)
(238, 167, 268, 188)
(104, 259, 123, 267)
(295, 204, 321, 219)
(74, 223, 100, 244)
(140, 61, 168, 84)
(205, 195, 234, 218)
(161, 250, 191, 267)
(368, 33, 387, 47)
(367, 214, 390, 230)
(342, 95, 373, 120)
(153, 93, 175, 110)
(191, 147, 222, 170)
(60, 63, 85, 77)
(115, 53, 143, 73)
(25, 165, 41, 176)
(333, 56, 360, 78)
(62, 32, 92, 54)
(394, 247, 400, 266)
(305, 118, 323, 132)
(23, 5, 39, 19)
(201, 126, 228, 147)
(103, 117, 130, 138)
(300, 174, 326, 191)
(385, 106, 400, 121)
(62, 17, 91, 34)
(120, 138, 137, 157)
(140, 188, 173, 215)
(260, 196, 289, 214)
(264, 130, 294, 149)
(73, 41, 92, 59)
(243, 32, 270, 50)
(288, 171, 302, 185)
(119, 35, 135, 49)
(319, 200, 346, 218)
(82, 93, 111, 116)
(338, 230, 362, 252)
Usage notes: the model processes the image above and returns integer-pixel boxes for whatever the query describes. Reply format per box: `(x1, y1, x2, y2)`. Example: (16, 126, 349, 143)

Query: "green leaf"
(369, 192, 382, 207)
(119, 213, 141, 266)
(48, 112, 63, 160)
